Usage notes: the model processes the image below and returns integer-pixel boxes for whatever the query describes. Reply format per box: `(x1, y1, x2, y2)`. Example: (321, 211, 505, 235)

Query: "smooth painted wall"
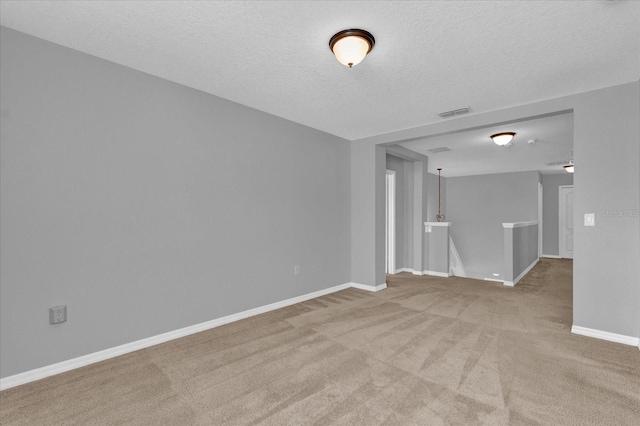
(402, 161, 415, 269)
(541, 173, 574, 256)
(572, 82, 640, 339)
(445, 171, 539, 280)
(0, 27, 351, 378)
(506, 224, 539, 282)
(426, 224, 450, 274)
(351, 142, 386, 288)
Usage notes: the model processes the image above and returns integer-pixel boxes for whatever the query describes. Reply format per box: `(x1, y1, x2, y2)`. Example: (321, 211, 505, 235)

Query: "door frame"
(538, 182, 543, 258)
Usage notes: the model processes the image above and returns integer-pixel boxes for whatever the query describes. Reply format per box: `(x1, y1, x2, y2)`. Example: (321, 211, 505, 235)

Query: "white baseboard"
(484, 277, 504, 283)
(395, 268, 451, 278)
(504, 258, 539, 287)
(542, 254, 562, 259)
(350, 282, 388, 292)
(1, 281, 369, 391)
(423, 270, 451, 278)
(571, 325, 640, 347)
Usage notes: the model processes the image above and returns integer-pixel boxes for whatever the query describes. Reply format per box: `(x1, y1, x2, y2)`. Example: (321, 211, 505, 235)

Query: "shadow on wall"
(449, 236, 466, 277)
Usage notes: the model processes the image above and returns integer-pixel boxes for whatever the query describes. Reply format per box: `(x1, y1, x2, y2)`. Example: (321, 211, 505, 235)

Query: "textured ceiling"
(399, 112, 574, 177)
(1, 1, 638, 142)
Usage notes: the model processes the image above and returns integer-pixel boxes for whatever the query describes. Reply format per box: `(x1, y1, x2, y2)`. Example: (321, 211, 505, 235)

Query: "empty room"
(1, 1, 638, 425)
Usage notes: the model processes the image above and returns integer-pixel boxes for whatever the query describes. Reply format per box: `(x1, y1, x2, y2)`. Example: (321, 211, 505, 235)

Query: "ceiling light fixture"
(490, 132, 516, 146)
(564, 163, 574, 173)
(329, 29, 375, 68)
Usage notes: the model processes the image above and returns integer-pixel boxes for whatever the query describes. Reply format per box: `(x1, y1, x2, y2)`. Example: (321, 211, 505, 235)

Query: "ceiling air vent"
(546, 159, 573, 166)
(427, 147, 451, 154)
(438, 107, 471, 119)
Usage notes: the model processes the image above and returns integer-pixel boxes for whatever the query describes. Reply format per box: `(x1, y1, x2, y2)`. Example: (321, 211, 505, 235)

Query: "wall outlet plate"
(49, 305, 67, 324)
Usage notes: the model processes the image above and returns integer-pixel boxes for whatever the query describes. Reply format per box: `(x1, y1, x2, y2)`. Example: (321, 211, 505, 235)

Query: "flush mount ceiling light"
(564, 162, 574, 173)
(329, 29, 375, 68)
(490, 132, 516, 146)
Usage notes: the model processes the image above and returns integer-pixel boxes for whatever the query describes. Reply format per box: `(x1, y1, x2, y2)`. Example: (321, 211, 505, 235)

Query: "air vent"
(427, 147, 452, 154)
(438, 107, 471, 119)
(546, 159, 573, 166)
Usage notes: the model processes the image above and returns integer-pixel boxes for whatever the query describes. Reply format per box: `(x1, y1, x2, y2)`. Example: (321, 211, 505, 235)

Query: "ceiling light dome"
(329, 29, 375, 68)
(564, 163, 574, 173)
(490, 132, 516, 146)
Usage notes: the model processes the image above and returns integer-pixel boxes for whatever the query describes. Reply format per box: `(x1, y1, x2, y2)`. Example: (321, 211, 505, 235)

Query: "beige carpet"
(1, 259, 639, 425)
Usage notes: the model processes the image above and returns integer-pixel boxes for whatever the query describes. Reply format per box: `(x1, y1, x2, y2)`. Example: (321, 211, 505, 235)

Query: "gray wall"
(427, 225, 450, 274)
(402, 161, 414, 269)
(0, 27, 351, 378)
(573, 82, 640, 338)
(505, 224, 539, 283)
(542, 173, 574, 256)
(351, 142, 386, 287)
(412, 159, 429, 272)
(445, 171, 539, 280)
(385, 155, 405, 270)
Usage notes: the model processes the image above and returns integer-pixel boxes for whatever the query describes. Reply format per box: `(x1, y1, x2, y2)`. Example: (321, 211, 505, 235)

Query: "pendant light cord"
(437, 168, 442, 217)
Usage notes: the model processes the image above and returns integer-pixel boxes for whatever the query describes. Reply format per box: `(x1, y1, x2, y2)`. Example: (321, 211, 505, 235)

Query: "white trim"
(571, 325, 640, 347)
(502, 221, 538, 229)
(1, 281, 371, 391)
(424, 222, 451, 227)
(538, 182, 543, 259)
(423, 270, 451, 278)
(391, 268, 451, 278)
(350, 282, 388, 292)
(484, 277, 504, 283)
(542, 254, 562, 259)
(504, 258, 539, 287)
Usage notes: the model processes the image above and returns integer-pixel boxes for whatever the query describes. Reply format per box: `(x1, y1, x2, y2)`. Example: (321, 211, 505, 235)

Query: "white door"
(559, 186, 574, 259)
(385, 170, 396, 274)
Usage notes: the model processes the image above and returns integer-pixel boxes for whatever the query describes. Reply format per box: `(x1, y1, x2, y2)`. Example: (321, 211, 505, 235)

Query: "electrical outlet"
(294, 265, 300, 275)
(49, 305, 67, 324)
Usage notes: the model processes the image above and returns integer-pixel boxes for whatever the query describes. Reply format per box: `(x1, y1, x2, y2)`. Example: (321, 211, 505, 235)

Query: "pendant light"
(329, 29, 375, 68)
(436, 168, 445, 222)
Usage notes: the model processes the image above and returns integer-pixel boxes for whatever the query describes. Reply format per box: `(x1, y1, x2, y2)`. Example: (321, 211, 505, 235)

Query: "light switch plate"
(584, 213, 595, 227)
